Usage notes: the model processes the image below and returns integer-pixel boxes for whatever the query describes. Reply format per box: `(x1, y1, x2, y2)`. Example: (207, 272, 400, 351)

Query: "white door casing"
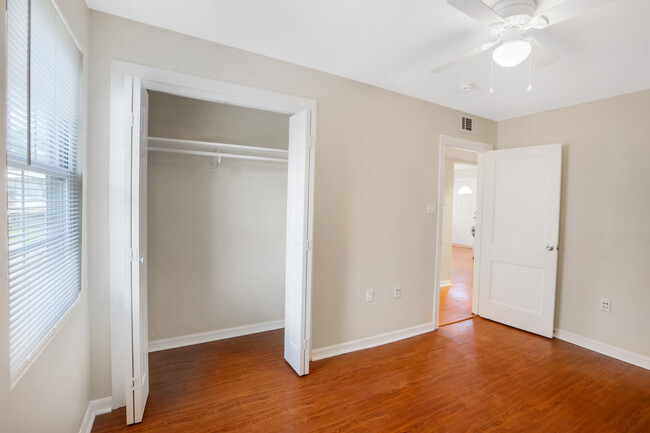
(109, 63, 317, 413)
(128, 78, 150, 424)
(284, 110, 311, 375)
(478, 143, 562, 338)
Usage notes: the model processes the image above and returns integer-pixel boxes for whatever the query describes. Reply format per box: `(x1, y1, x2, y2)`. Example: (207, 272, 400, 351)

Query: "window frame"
(5, 0, 85, 388)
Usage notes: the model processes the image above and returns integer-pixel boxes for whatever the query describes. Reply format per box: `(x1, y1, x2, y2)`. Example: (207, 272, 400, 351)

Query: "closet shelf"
(147, 136, 288, 163)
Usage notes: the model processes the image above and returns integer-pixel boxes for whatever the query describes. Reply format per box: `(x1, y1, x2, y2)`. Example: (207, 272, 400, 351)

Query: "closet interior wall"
(146, 91, 290, 343)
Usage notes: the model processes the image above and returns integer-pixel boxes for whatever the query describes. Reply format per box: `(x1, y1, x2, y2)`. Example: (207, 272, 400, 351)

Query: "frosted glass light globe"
(492, 39, 532, 67)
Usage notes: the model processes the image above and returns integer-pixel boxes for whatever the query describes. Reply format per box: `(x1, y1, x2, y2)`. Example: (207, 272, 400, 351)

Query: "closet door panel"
(284, 109, 310, 376)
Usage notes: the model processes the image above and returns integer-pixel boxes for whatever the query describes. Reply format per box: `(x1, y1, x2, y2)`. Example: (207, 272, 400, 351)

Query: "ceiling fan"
(431, 0, 615, 73)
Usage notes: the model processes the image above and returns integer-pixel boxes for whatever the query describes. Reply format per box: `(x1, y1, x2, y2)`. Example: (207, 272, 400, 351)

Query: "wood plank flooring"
(92, 318, 650, 432)
(439, 245, 474, 325)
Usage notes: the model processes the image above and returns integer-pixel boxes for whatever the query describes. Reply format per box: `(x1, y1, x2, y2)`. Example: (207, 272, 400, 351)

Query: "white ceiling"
(84, 0, 650, 121)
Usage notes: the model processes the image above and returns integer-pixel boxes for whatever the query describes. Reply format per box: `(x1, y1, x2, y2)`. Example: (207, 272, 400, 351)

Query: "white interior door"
(452, 178, 477, 247)
(478, 143, 562, 338)
(127, 78, 149, 424)
(284, 110, 312, 376)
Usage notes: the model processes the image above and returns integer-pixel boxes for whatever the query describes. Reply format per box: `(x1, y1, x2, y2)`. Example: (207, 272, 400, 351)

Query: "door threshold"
(439, 315, 477, 327)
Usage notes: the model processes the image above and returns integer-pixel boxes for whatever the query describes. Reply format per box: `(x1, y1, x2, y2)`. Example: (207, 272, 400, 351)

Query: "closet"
(145, 91, 290, 349)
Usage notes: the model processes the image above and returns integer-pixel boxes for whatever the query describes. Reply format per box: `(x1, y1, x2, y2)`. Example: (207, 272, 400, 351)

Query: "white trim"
(78, 397, 113, 433)
(149, 320, 285, 353)
(440, 280, 452, 288)
(311, 322, 435, 361)
(554, 328, 650, 371)
(109, 61, 317, 409)
(433, 135, 493, 329)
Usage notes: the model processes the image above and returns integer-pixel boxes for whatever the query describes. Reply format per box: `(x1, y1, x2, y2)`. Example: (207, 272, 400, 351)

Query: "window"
(457, 186, 472, 195)
(6, 0, 83, 383)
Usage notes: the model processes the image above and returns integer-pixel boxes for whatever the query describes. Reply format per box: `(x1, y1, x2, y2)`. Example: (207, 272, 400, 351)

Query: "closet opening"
(146, 91, 290, 351)
(108, 63, 317, 425)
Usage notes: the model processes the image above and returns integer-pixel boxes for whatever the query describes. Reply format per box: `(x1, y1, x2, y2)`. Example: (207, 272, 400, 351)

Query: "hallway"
(439, 245, 474, 325)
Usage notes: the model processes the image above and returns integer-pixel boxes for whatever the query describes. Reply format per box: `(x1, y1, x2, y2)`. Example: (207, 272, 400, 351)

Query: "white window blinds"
(6, 0, 83, 382)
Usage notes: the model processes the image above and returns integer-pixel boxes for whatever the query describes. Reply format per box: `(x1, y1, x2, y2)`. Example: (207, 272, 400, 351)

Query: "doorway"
(433, 136, 492, 328)
(439, 161, 478, 325)
(108, 62, 317, 424)
(434, 135, 563, 336)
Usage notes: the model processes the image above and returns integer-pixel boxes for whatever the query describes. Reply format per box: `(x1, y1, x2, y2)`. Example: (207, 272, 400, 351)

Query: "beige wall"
(497, 90, 650, 358)
(147, 94, 289, 341)
(0, 0, 92, 432)
(148, 91, 289, 148)
(87, 12, 497, 398)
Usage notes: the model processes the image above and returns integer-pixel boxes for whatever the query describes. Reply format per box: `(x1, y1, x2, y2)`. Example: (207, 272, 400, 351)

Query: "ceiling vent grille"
(461, 116, 476, 133)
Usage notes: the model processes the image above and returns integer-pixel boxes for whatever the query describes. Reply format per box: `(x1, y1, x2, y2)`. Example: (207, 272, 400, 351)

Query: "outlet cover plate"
(600, 298, 611, 312)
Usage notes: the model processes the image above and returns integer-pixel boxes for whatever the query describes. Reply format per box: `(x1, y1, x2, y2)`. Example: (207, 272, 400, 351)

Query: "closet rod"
(148, 146, 288, 163)
(148, 136, 288, 156)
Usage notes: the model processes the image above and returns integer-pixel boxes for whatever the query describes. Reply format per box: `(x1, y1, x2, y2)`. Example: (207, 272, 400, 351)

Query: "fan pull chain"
(527, 53, 533, 92)
(489, 58, 495, 94)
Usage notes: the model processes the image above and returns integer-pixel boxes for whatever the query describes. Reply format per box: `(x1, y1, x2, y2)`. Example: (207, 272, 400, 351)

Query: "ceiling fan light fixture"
(492, 39, 532, 67)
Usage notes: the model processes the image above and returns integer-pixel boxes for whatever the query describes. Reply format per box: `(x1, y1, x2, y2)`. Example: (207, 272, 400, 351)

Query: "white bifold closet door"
(478, 143, 562, 338)
(127, 77, 150, 424)
(284, 109, 312, 376)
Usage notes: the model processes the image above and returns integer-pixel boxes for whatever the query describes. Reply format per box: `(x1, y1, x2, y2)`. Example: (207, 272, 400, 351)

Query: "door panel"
(127, 77, 149, 424)
(478, 143, 562, 338)
(284, 110, 311, 376)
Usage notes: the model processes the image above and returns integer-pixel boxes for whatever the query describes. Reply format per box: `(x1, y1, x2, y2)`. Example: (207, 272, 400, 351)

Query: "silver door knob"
(545, 245, 555, 251)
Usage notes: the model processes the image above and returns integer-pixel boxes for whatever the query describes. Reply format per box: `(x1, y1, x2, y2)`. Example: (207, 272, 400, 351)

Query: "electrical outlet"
(600, 298, 611, 313)
(366, 288, 374, 303)
(393, 285, 402, 299)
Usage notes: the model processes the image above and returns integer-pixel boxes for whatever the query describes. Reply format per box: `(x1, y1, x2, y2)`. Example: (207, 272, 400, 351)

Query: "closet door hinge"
(129, 248, 137, 263)
(308, 136, 316, 148)
(128, 376, 140, 392)
(304, 240, 312, 252)
(302, 339, 310, 354)
(128, 112, 138, 128)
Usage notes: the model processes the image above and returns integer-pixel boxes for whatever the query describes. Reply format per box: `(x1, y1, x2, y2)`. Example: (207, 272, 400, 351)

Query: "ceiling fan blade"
(447, 0, 505, 26)
(430, 41, 499, 73)
(537, 0, 616, 27)
(527, 37, 559, 69)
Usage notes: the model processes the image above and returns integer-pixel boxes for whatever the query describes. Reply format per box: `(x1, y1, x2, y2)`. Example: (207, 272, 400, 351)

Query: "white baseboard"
(79, 397, 113, 433)
(554, 328, 650, 371)
(149, 319, 285, 352)
(311, 322, 435, 361)
(440, 280, 452, 288)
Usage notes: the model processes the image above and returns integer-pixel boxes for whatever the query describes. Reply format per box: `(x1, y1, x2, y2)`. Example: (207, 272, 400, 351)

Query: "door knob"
(139, 257, 145, 263)
(545, 245, 555, 251)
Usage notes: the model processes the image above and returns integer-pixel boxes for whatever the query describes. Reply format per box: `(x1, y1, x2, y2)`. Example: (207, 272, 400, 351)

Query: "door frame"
(433, 135, 493, 329)
(108, 61, 317, 409)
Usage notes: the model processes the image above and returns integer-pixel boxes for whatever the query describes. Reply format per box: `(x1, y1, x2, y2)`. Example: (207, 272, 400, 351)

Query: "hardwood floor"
(92, 319, 650, 432)
(439, 245, 474, 325)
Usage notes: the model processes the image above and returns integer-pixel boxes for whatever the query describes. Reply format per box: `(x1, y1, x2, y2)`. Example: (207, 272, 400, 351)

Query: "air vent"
(461, 116, 476, 133)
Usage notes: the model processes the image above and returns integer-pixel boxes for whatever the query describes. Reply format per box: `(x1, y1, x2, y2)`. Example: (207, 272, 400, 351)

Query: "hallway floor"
(439, 245, 474, 325)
